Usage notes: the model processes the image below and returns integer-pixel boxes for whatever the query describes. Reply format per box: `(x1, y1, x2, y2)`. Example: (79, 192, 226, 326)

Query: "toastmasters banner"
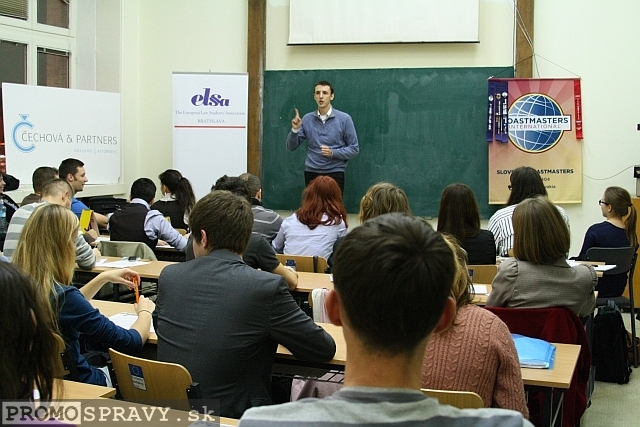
(173, 72, 248, 199)
(487, 78, 583, 204)
(1, 83, 121, 184)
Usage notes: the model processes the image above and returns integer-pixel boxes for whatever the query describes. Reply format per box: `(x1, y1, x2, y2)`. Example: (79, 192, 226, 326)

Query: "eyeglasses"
(508, 185, 512, 190)
(599, 200, 610, 206)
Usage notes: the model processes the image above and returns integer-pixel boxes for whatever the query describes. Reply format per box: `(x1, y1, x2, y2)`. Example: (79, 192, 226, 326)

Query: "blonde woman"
(328, 182, 411, 268)
(12, 204, 155, 386)
(422, 236, 528, 417)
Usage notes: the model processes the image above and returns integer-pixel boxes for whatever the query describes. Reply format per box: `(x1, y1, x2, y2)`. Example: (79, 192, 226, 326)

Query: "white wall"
(134, 0, 248, 187)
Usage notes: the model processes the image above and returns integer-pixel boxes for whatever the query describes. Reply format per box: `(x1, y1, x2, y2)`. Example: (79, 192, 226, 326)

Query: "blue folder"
(512, 333, 556, 369)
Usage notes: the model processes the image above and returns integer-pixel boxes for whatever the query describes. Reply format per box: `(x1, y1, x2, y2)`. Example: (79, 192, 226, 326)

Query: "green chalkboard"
(262, 67, 513, 218)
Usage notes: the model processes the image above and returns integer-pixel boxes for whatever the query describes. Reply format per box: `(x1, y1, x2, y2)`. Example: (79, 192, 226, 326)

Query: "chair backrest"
(97, 241, 158, 261)
(109, 348, 195, 411)
(421, 389, 484, 409)
(175, 228, 187, 236)
(276, 254, 328, 273)
(53, 334, 69, 378)
(468, 264, 498, 284)
(484, 306, 590, 427)
(585, 246, 636, 276)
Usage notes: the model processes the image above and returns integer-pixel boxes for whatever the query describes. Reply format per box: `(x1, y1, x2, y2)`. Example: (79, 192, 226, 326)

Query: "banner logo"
(191, 88, 230, 107)
(508, 94, 571, 153)
(11, 114, 36, 153)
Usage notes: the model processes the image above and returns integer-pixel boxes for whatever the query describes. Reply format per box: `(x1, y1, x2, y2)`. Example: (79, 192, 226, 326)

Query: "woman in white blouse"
(272, 176, 348, 259)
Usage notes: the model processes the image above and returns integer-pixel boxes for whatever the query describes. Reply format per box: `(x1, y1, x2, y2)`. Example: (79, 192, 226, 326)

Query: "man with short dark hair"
(108, 178, 187, 251)
(287, 80, 359, 193)
(239, 213, 533, 427)
(239, 172, 283, 243)
(20, 166, 59, 206)
(59, 158, 109, 228)
(4, 179, 96, 269)
(192, 175, 297, 289)
(155, 190, 335, 418)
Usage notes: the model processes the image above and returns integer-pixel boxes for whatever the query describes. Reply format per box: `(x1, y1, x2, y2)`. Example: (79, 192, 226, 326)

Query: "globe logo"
(508, 94, 570, 153)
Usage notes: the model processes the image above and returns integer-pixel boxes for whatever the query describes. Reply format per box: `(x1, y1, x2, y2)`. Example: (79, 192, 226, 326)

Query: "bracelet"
(138, 309, 153, 316)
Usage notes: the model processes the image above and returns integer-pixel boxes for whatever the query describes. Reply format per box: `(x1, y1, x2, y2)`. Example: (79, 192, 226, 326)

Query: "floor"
(581, 312, 640, 427)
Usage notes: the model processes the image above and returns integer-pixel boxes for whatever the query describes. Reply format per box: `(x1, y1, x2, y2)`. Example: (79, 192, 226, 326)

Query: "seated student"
(58, 158, 109, 229)
(240, 213, 532, 427)
(184, 175, 297, 290)
(4, 179, 96, 269)
(0, 175, 22, 252)
(239, 172, 283, 243)
(488, 166, 569, 257)
(150, 169, 196, 230)
(272, 175, 347, 260)
(12, 204, 156, 386)
(0, 262, 60, 400)
(575, 186, 638, 298)
(20, 166, 58, 206)
(155, 190, 336, 418)
(422, 236, 528, 416)
(437, 183, 496, 265)
(109, 178, 187, 251)
(328, 181, 411, 268)
(487, 196, 597, 318)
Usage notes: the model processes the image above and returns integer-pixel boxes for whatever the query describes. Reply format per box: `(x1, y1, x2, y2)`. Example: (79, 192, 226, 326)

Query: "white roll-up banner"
(172, 72, 249, 200)
(2, 83, 121, 184)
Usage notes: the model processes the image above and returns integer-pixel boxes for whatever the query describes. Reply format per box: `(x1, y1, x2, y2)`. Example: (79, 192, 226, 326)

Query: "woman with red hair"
(272, 176, 348, 259)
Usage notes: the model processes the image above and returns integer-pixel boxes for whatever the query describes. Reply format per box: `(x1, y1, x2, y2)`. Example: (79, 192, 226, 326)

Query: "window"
(37, 0, 68, 28)
(0, 0, 75, 171)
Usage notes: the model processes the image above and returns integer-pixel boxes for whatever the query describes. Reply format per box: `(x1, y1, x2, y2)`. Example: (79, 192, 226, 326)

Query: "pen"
(134, 276, 140, 304)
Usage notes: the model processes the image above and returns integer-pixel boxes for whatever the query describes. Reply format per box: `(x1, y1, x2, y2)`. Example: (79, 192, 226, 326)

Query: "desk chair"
(96, 241, 158, 301)
(53, 333, 80, 381)
(468, 264, 498, 284)
(585, 246, 638, 367)
(109, 348, 201, 411)
(175, 228, 187, 236)
(276, 254, 328, 273)
(485, 307, 590, 427)
(421, 389, 484, 409)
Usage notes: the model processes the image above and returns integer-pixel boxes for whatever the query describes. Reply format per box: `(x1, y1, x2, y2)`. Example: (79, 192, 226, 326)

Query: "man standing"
(155, 190, 335, 418)
(239, 172, 283, 243)
(239, 214, 532, 427)
(287, 80, 359, 193)
(59, 158, 109, 228)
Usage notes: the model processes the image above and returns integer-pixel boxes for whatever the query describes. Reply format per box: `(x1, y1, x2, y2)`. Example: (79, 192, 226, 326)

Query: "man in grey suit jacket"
(154, 190, 336, 419)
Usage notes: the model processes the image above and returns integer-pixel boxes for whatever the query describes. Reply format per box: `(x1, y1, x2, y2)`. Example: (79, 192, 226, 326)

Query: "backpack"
(592, 300, 631, 384)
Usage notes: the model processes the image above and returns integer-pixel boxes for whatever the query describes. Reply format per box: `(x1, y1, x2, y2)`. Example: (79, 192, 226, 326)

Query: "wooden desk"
(56, 379, 116, 399)
(91, 300, 158, 344)
(295, 272, 333, 293)
(76, 257, 176, 281)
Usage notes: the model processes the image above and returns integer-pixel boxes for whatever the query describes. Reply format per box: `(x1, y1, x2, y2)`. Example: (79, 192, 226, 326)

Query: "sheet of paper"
(472, 284, 488, 295)
(102, 260, 151, 268)
(95, 258, 107, 266)
(109, 312, 155, 333)
(567, 260, 616, 271)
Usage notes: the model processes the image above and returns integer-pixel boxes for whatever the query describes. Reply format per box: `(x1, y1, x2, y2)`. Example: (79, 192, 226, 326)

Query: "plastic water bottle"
(0, 199, 6, 234)
(285, 259, 297, 271)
